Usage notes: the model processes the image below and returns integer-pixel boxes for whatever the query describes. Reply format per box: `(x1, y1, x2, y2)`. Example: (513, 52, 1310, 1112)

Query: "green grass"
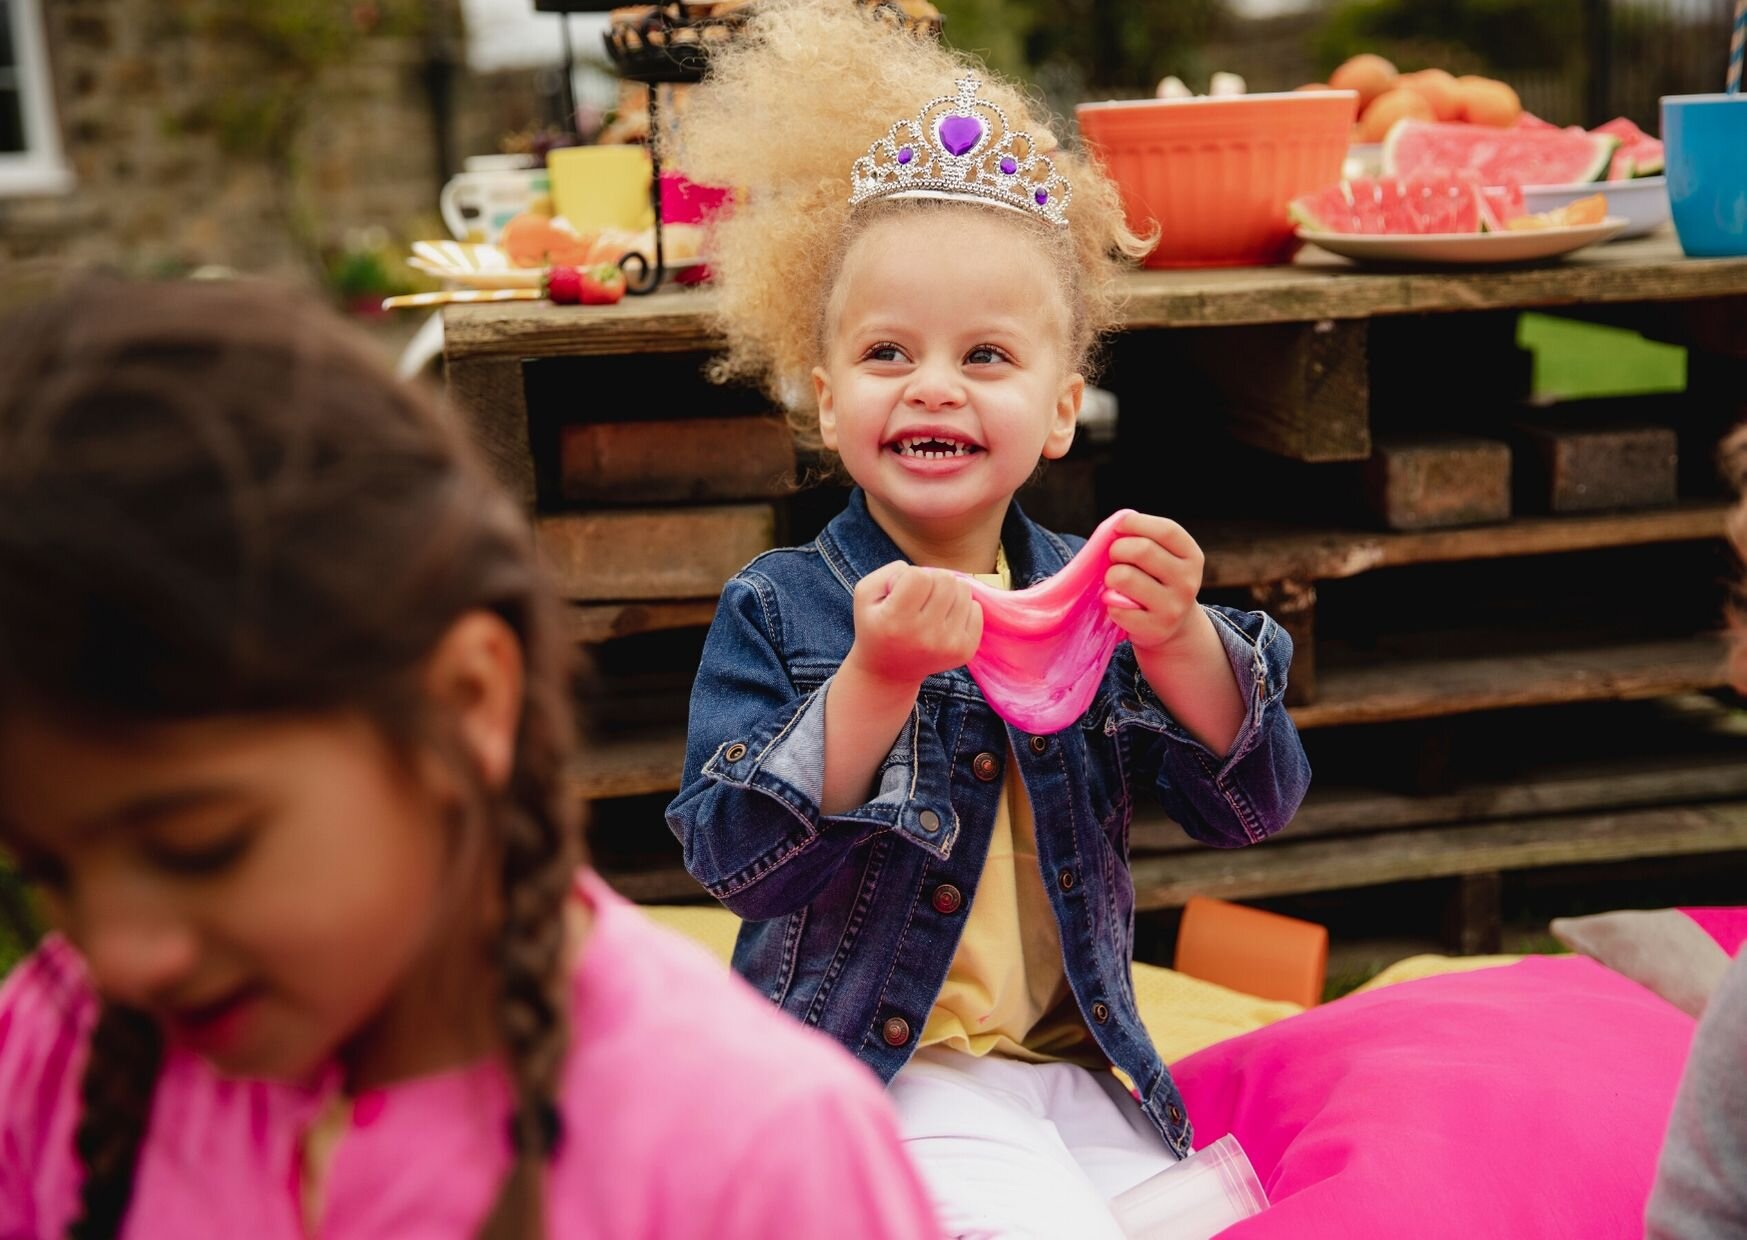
(1518, 312, 1687, 400)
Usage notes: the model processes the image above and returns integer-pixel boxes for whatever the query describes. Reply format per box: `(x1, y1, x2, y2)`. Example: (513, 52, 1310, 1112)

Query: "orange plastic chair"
(1173, 896, 1329, 1008)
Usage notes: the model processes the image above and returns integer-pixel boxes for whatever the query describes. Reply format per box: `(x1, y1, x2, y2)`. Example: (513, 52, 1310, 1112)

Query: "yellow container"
(547, 145, 655, 232)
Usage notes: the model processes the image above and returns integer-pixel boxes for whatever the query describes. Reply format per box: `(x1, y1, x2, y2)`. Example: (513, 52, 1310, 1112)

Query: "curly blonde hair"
(1725, 422, 1747, 694)
(679, 0, 1151, 452)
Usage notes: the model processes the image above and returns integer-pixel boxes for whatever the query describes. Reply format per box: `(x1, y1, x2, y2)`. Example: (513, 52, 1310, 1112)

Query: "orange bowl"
(1076, 91, 1358, 268)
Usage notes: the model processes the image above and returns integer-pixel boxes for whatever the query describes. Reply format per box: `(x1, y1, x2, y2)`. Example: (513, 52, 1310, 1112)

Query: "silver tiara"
(847, 76, 1070, 227)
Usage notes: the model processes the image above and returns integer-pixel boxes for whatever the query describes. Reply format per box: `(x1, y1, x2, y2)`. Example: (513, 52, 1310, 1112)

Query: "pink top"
(0, 872, 943, 1239)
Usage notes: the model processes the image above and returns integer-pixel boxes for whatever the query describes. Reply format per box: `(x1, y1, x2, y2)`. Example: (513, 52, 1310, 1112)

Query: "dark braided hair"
(0, 277, 581, 1239)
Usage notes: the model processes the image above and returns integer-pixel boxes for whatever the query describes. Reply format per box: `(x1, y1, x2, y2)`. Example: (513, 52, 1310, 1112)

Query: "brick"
(1513, 417, 1679, 513)
(559, 416, 795, 505)
(537, 505, 776, 602)
(1362, 432, 1512, 531)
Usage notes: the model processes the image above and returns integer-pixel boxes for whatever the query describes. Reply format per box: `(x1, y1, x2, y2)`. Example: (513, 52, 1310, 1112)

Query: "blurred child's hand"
(1104, 512, 1214, 654)
(846, 561, 984, 688)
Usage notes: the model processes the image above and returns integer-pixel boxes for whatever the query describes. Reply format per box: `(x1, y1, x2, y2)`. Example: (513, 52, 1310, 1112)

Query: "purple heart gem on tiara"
(1000, 157, 1018, 175)
(897, 146, 914, 164)
(939, 115, 983, 157)
(1035, 189, 1050, 205)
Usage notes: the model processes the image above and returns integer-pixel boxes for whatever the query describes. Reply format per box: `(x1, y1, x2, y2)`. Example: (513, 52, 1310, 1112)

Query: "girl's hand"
(1104, 512, 1214, 654)
(845, 561, 984, 689)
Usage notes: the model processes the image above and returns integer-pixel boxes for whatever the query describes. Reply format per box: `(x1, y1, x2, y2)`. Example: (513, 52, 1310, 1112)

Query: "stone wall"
(0, 0, 544, 293)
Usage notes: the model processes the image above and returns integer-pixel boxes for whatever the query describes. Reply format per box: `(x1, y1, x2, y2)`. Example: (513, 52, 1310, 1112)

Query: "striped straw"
(1732, 0, 1745, 94)
(380, 288, 544, 311)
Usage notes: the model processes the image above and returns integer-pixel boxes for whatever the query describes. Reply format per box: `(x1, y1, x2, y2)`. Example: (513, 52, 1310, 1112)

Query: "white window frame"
(0, 0, 72, 197)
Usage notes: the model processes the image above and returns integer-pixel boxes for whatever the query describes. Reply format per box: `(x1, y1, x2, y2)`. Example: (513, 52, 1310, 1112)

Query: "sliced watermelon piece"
(1290, 176, 1484, 235)
(1592, 118, 1663, 178)
(1627, 137, 1663, 176)
(1479, 182, 1525, 230)
(1383, 120, 1618, 186)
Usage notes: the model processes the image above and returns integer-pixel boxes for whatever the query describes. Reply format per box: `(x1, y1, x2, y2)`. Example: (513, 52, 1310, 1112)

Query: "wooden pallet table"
(446, 231, 1747, 943)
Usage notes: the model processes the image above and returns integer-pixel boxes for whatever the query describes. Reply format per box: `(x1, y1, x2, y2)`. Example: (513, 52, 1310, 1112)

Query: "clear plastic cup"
(1108, 1133, 1270, 1239)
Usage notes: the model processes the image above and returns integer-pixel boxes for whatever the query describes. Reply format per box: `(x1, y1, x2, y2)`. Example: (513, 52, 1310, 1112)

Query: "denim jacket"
(665, 489, 1310, 1154)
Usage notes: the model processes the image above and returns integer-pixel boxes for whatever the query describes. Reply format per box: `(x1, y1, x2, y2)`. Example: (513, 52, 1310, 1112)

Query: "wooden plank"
(1444, 871, 1503, 955)
(1513, 416, 1679, 514)
(446, 356, 535, 507)
(1187, 320, 1370, 462)
(445, 296, 724, 360)
(1362, 432, 1512, 531)
(565, 600, 719, 644)
(603, 796, 1747, 908)
(1128, 799, 1747, 909)
(568, 727, 687, 800)
(559, 416, 795, 504)
(538, 504, 775, 602)
(1199, 501, 1729, 588)
(1292, 633, 1731, 729)
(1132, 721, 1747, 853)
(442, 236, 1747, 360)
(595, 865, 709, 904)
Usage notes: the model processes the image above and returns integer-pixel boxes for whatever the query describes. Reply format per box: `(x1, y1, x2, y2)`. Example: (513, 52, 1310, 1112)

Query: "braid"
(475, 660, 580, 1240)
(70, 1005, 164, 1240)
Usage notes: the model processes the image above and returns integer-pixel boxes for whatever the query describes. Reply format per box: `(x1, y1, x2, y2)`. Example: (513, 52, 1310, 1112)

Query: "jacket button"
(919, 809, 941, 833)
(1091, 1000, 1110, 1024)
(1167, 1103, 1185, 1125)
(1122, 697, 1142, 713)
(724, 742, 748, 762)
(1058, 868, 1076, 892)
(932, 884, 963, 915)
(1029, 735, 1049, 754)
(882, 1016, 912, 1047)
(971, 751, 1000, 782)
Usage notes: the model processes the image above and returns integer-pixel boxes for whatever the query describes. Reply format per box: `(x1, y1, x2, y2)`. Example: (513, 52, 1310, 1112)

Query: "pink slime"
(961, 509, 1139, 734)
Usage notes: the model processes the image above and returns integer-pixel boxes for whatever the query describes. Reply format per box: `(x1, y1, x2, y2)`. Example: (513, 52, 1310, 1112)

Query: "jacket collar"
(816, 487, 1076, 593)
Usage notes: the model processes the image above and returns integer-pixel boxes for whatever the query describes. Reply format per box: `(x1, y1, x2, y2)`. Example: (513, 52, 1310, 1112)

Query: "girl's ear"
(813, 366, 840, 451)
(423, 611, 524, 792)
(1042, 371, 1084, 462)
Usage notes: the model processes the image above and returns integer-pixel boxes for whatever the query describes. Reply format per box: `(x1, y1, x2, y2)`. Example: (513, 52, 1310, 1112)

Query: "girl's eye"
(144, 824, 258, 877)
(7, 846, 68, 892)
(965, 344, 1010, 365)
(861, 342, 908, 363)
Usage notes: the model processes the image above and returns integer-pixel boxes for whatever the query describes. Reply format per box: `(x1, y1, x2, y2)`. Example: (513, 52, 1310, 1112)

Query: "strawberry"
(577, 264, 627, 305)
(545, 264, 583, 304)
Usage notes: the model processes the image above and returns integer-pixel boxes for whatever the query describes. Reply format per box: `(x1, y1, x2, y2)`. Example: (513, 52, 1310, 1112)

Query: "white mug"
(440, 167, 550, 243)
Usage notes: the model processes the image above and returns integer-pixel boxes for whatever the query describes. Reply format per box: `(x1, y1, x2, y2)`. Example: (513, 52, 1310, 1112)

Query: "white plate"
(1297, 216, 1629, 264)
(1522, 176, 1667, 239)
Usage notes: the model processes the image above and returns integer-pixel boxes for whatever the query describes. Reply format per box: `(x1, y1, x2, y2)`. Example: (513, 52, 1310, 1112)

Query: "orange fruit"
(1558, 193, 1607, 226)
(1506, 193, 1608, 231)
(1296, 82, 1331, 92)
(1400, 68, 1462, 121)
(1330, 53, 1399, 109)
(1458, 78, 1522, 127)
(1357, 86, 1434, 144)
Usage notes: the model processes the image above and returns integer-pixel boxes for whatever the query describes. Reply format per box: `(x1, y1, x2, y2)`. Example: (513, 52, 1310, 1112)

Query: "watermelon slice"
(1290, 176, 1487, 235)
(1592, 117, 1663, 177)
(1383, 120, 1618, 187)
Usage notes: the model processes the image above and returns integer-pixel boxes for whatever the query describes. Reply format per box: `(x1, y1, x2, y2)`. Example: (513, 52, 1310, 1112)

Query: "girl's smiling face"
(0, 709, 464, 1082)
(813, 208, 1084, 557)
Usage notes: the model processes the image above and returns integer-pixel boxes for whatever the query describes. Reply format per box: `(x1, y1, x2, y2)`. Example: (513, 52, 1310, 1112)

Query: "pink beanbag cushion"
(1678, 906, 1747, 956)
(1172, 956, 1694, 1239)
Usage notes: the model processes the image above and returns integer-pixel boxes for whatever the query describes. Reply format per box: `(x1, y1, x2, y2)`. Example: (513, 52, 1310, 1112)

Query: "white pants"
(888, 1048, 1179, 1240)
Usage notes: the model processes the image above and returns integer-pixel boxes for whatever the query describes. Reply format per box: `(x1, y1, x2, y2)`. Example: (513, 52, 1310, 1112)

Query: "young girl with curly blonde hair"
(667, 3, 1311, 1233)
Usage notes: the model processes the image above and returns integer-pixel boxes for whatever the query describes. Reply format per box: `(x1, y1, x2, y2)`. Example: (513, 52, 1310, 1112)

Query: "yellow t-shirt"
(918, 547, 1096, 1064)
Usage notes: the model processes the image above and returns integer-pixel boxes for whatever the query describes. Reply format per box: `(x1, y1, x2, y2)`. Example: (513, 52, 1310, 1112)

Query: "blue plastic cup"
(1661, 94, 1747, 257)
